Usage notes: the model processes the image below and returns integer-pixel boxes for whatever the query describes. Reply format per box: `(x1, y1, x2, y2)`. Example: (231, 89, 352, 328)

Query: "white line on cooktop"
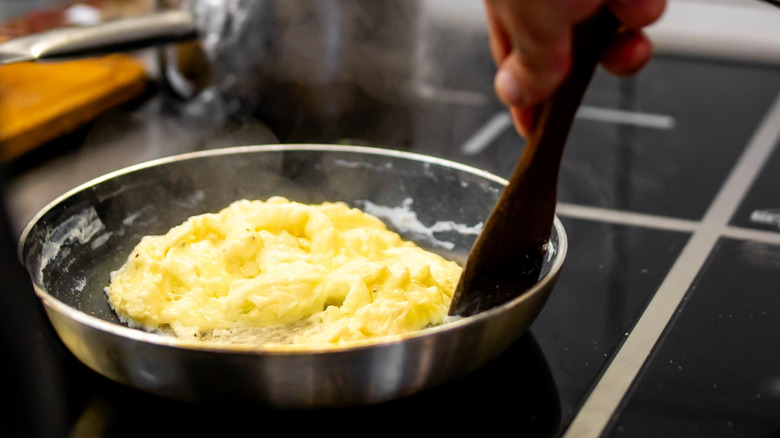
(416, 84, 489, 106)
(460, 106, 675, 155)
(723, 226, 780, 245)
(556, 203, 780, 245)
(461, 111, 512, 155)
(576, 106, 676, 130)
(556, 203, 698, 233)
(564, 88, 780, 437)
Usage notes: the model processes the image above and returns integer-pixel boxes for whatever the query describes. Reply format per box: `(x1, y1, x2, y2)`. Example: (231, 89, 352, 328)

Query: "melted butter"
(105, 197, 461, 347)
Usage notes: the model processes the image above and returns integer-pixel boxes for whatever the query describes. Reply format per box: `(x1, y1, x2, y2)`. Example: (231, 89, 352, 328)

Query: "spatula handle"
(503, 8, 621, 251)
(449, 9, 619, 317)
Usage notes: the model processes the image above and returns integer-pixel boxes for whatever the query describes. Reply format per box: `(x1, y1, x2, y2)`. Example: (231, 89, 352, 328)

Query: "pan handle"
(0, 9, 198, 65)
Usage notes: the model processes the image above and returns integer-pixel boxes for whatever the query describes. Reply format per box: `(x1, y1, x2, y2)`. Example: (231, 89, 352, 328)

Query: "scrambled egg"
(105, 197, 462, 347)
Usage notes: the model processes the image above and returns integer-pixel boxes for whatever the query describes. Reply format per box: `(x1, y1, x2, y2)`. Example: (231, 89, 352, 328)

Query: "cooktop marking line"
(564, 89, 780, 438)
(557, 202, 780, 244)
(416, 84, 489, 106)
(576, 106, 676, 129)
(723, 226, 780, 244)
(461, 105, 674, 155)
(556, 203, 698, 232)
(461, 111, 512, 155)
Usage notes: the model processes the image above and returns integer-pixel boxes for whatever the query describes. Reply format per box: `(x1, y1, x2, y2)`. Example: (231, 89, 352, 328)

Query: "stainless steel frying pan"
(18, 144, 566, 407)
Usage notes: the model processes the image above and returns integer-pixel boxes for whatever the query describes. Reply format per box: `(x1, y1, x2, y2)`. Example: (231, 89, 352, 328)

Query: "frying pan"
(18, 144, 566, 407)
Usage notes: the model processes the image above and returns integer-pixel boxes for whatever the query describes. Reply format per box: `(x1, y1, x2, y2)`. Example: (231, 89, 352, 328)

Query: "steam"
(174, 0, 424, 122)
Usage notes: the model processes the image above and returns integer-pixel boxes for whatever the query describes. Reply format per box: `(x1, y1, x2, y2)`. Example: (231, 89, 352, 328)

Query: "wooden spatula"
(448, 9, 619, 317)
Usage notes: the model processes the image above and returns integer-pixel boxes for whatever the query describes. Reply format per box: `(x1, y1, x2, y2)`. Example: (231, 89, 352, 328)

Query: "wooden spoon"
(448, 10, 619, 317)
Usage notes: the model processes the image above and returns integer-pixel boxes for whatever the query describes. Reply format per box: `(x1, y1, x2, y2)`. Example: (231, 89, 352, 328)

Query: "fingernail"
(495, 69, 523, 106)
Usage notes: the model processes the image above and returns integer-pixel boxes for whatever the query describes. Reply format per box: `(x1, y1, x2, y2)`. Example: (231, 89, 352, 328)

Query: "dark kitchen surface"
(2, 2, 780, 437)
(610, 237, 780, 437)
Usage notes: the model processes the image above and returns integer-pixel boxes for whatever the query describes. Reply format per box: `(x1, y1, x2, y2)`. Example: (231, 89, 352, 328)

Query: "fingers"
(510, 106, 538, 138)
(484, 0, 667, 137)
(602, 0, 665, 75)
(610, 0, 667, 30)
(483, 0, 511, 64)
(485, 0, 603, 137)
(494, 39, 571, 109)
(600, 28, 653, 76)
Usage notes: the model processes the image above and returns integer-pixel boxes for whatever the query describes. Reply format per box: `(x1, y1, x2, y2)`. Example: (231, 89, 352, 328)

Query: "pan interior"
(22, 146, 535, 340)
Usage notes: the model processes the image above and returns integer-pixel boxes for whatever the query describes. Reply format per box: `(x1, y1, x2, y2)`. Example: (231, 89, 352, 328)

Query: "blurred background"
(2, 0, 780, 232)
(1, 1, 780, 437)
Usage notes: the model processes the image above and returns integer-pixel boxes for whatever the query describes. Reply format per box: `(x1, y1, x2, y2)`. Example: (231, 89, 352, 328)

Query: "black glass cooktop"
(2, 8, 780, 438)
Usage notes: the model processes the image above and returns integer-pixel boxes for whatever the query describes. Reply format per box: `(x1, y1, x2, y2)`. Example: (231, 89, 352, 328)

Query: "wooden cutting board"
(0, 54, 148, 161)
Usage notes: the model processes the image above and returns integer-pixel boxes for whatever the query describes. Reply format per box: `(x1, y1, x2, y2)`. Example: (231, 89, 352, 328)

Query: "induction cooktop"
(2, 2, 780, 437)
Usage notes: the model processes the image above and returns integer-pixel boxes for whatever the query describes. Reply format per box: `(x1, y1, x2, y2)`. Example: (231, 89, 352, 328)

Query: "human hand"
(484, 0, 667, 137)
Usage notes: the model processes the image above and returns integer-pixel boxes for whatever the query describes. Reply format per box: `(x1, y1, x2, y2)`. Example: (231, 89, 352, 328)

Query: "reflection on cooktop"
(56, 334, 558, 436)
